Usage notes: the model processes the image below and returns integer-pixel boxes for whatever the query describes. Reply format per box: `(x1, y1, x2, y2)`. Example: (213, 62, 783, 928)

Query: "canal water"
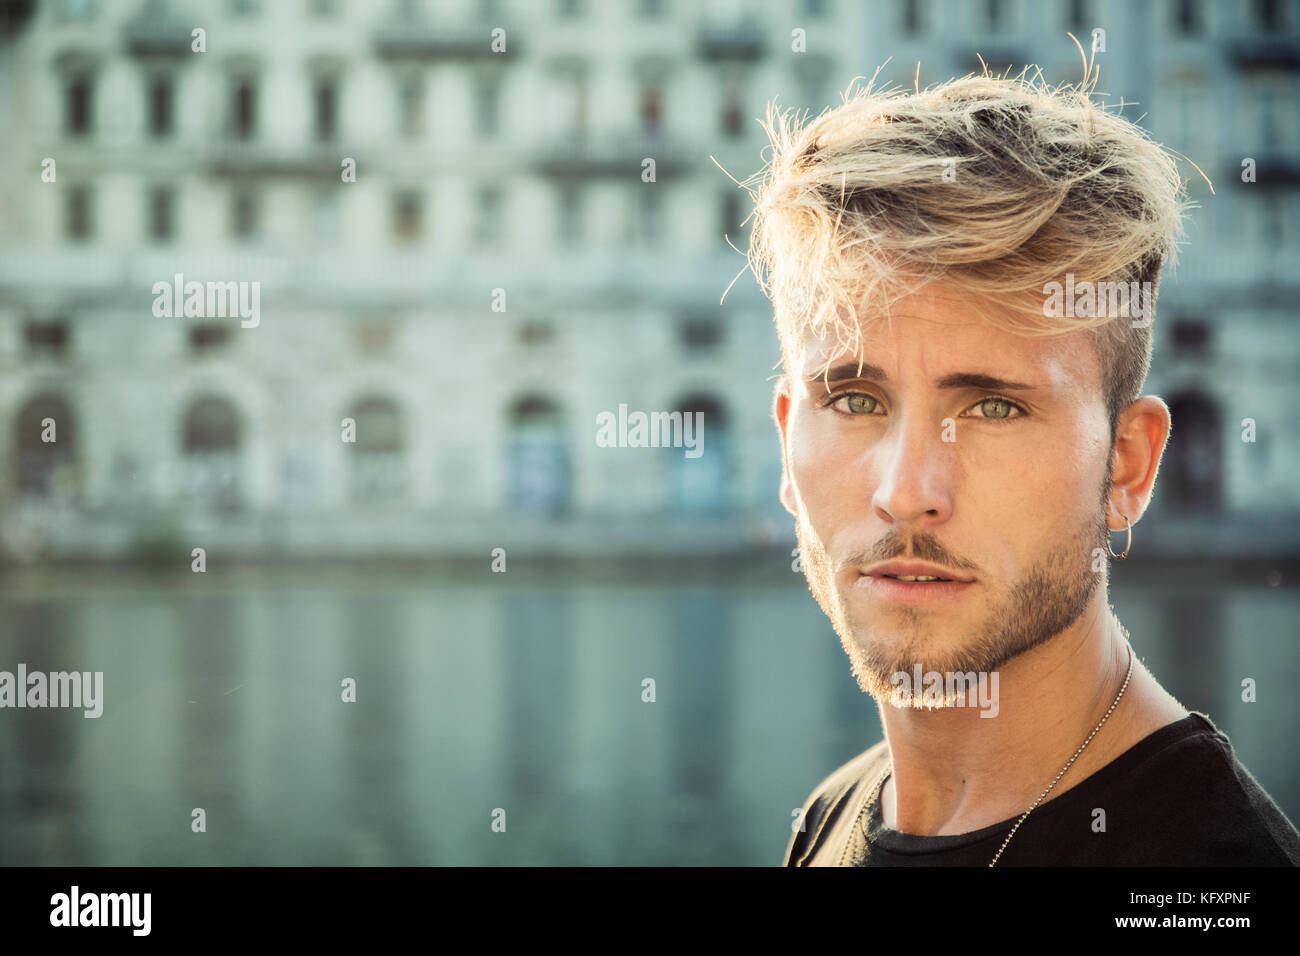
(1, 558, 1296, 865)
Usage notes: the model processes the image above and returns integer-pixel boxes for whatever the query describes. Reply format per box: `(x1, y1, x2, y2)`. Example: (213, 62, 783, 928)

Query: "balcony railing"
(533, 127, 696, 178)
(373, 17, 520, 60)
(202, 141, 361, 178)
(1226, 151, 1300, 188)
(1226, 36, 1300, 70)
(122, 6, 193, 57)
(695, 21, 766, 61)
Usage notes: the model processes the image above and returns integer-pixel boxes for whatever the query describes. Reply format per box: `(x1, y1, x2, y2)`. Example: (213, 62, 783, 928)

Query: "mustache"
(837, 530, 978, 576)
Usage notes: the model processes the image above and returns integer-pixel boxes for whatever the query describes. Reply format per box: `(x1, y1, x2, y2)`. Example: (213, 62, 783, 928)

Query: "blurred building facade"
(0, 0, 1297, 560)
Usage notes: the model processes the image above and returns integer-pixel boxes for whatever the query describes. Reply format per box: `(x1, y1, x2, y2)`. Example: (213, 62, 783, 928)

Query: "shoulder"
(1119, 712, 1300, 865)
(782, 740, 889, 867)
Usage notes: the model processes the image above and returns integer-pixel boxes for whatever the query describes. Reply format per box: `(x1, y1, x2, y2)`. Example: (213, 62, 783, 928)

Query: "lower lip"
(855, 574, 974, 605)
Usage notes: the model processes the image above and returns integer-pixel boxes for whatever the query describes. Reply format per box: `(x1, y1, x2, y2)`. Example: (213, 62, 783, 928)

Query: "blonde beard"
(794, 502, 1110, 708)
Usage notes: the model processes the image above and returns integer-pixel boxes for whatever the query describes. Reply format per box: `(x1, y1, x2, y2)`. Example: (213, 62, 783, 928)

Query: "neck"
(876, 591, 1186, 836)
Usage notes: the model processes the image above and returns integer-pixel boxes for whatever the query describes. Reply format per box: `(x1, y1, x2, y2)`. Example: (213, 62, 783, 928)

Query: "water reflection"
(0, 561, 1295, 865)
(505, 591, 574, 862)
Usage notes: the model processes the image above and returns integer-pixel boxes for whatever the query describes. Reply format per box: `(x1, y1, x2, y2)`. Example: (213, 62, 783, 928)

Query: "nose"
(869, 405, 956, 526)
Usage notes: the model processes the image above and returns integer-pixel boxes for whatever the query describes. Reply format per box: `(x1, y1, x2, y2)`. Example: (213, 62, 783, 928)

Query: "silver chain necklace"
(837, 639, 1135, 867)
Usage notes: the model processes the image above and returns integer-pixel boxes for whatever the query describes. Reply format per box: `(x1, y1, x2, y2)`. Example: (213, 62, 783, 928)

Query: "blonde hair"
(742, 62, 1199, 438)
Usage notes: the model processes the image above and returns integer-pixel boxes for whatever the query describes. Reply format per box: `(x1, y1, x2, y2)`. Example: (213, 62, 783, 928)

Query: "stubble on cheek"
(793, 503, 915, 694)
(785, 379, 1115, 703)
(793, 509, 843, 633)
(791, 464, 1114, 707)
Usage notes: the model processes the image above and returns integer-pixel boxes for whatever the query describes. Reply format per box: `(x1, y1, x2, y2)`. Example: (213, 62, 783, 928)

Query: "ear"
(773, 376, 799, 518)
(1106, 395, 1171, 529)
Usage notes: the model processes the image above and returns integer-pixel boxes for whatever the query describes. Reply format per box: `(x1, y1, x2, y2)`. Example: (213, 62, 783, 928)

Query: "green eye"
(976, 397, 1017, 419)
(843, 393, 879, 414)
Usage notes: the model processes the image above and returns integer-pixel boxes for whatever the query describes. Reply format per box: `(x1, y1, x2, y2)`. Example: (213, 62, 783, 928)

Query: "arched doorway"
(1165, 392, 1222, 511)
(508, 396, 569, 516)
(12, 393, 79, 501)
(670, 393, 728, 515)
(347, 396, 406, 502)
(181, 395, 242, 511)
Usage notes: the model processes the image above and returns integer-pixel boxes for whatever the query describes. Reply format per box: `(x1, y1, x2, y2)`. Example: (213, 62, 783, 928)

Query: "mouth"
(860, 560, 975, 584)
(855, 569, 975, 604)
(876, 573, 954, 582)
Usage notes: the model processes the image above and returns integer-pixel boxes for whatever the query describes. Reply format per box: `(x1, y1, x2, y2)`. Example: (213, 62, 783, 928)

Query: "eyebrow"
(806, 363, 1041, 392)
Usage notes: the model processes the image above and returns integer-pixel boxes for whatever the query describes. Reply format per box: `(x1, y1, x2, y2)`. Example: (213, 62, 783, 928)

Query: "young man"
(745, 70, 1300, 866)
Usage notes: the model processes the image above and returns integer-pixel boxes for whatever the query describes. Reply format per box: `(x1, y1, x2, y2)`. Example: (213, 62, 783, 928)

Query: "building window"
(393, 190, 422, 240)
(230, 76, 257, 139)
(147, 74, 173, 138)
(347, 397, 406, 503)
(641, 85, 663, 134)
(314, 75, 338, 142)
(398, 74, 424, 139)
(668, 394, 728, 515)
(1165, 393, 1221, 511)
(476, 187, 501, 246)
(65, 185, 92, 240)
(189, 323, 233, 354)
(1170, 320, 1211, 358)
(722, 85, 743, 137)
(680, 317, 722, 351)
(13, 394, 80, 501)
(1173, 0, 1201, 34)
(182, 395, 243, 512)
(516, 321, 554, 347)
(508, 396, 570, 516)
(550, 65, 587, 137)
(475, 74, 501, 138)
(232, 188, 258, 239)
(148, 186, 175, 242)
(640, 0, 667, 18)
(25, 321, 70, 358)
(310, 0, 340, 15)
(1254, 0, 1285, 30)
(558, 0, 582, 18)
(557, 185, 583, 246)
(1066, 0, 1089, 30)
(355, 319, 395, 353)
(900, 0, 923, 35)
(229, 0, 260, 15)
(64, 73, 93, 137)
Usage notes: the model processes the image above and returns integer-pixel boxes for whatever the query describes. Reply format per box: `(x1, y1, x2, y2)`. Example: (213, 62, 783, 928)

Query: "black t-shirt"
(784, 712, 1300, 866)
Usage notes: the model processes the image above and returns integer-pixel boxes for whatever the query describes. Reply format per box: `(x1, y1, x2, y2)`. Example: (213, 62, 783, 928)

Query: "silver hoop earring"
(1107, 513, 1132, 560)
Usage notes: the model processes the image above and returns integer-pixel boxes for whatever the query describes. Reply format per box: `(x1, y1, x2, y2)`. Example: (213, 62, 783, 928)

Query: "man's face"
(774, 286, 1116, 705)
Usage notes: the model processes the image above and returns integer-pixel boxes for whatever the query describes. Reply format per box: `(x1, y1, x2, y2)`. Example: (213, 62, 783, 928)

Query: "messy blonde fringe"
(736, 53, 1204, 434)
